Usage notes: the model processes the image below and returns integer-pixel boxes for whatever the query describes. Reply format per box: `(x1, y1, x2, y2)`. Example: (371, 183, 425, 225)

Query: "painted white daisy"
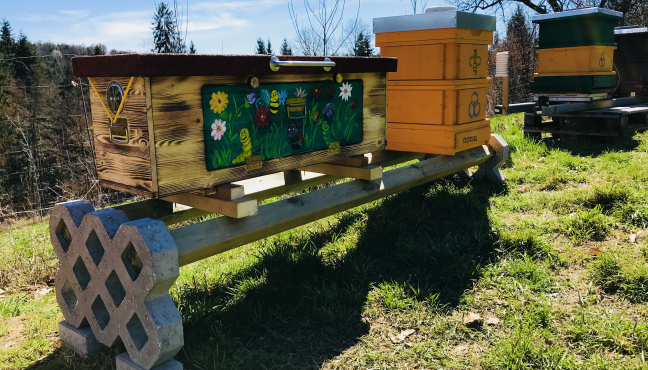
(339, 82, 352, 101)
(211, 119, 227, 140)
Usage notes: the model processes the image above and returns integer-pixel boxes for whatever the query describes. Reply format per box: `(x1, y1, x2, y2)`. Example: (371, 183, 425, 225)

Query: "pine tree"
(255, 38, 266, 54)
(505, 7, 536, 104)
(1, 19, 13, 56)
(280, 38, 293, 55)
(189, 41, 196, 54)
(151, 2, 185, 53)
(353, 33, 373, 56)
(267, 39, 273, 55)
(93, 45, 105, 55)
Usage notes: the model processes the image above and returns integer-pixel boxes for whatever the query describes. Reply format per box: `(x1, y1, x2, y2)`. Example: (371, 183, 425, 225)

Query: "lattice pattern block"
(50, 201, 184, 369)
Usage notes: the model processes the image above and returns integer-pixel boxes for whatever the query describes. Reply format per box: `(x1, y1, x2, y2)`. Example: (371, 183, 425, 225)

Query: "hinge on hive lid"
(245, 155, 263, 170)
(328, 142, 341, 155)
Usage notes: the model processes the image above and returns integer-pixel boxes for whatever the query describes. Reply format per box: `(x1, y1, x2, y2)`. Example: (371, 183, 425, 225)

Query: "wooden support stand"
(523, 104, 648, 140)
(54, 143, 509, 370)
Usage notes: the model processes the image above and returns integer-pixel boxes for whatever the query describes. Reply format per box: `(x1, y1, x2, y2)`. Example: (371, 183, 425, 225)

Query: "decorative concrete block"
(116, 353, 183, 370)
(50, 202, 184, 370)
(59, 320, 104, 358)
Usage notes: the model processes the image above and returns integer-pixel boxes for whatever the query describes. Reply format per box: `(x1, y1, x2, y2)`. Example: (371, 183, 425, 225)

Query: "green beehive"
(530, 7, 623, 94)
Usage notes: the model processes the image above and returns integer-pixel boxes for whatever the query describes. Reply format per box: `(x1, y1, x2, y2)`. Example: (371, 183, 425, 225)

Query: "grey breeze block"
(50, 200, 184, 369)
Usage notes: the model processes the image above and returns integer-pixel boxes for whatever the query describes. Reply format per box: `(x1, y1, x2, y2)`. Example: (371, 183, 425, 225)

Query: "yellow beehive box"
(387, 119, 491, 155)
(387, 79, 492, 126)
(536, 45, 616, 74)
(375, 28, 492, 80)
(374, 8, 495, 155)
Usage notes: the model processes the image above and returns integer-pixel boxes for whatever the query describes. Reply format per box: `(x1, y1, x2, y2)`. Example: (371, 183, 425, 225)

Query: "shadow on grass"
(25, 177, 507, 370)
(172, 177, 506, 369)
(541, 134, 641, 157)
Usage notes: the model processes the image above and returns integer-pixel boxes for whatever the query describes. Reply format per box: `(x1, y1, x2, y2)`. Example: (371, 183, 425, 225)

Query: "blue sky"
(0, 0, 520, 55)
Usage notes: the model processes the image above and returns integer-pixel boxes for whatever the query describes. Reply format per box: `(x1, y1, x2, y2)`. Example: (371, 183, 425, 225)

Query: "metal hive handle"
(269, 56, 335, 72)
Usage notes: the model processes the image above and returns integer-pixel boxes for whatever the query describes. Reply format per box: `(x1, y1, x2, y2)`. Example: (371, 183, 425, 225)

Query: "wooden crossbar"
(298, 163, 383, 181)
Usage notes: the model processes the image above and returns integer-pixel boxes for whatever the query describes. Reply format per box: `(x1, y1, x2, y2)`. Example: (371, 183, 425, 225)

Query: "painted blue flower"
(325, 103, 333, 117)
(246, 92, 257, 105)
(278, 89, 288, 105)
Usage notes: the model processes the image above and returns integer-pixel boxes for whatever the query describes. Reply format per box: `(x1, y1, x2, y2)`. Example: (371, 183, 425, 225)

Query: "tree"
(93, 44, 106, 55)
(255, 38, 267, 54)
(280, 38, 293, 55)
(189, 41, 196, 54)
(505, 7, 536, 104)
(1, 19, 13, 55)
(452, 0, 578, 16)
(289, 0, 361, 56)
(151, 1, 186, 53)
(353, 32, 374, 56)
(406, 0, 429, 13)
(267, 39, 273, 55)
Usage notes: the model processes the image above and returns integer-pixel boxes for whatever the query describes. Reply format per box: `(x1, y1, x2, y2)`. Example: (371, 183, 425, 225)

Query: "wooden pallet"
(523, 103, 648, 140)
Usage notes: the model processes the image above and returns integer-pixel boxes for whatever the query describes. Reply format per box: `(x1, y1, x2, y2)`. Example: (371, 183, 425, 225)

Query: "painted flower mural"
(278, 89, 288, 105)
(339, 82, 352, 101)
(210, 119, 227, 140)
(202, 79, 364, 171)
(254, 106, 271, 128)
(325, 103, 333, 117)
(294, 87, 307, 98)
(311, 84, 323, 99)
(210, 91, 229, 113)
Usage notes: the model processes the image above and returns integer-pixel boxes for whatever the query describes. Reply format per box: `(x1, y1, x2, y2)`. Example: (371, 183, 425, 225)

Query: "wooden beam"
(171, 145, 494, 266)
(325, 155, 369, 168)
(163, 193, 257, 219)
(365, 151, 426, 167)
(298, 163, 383, 181)
(202, 183, 245, 200)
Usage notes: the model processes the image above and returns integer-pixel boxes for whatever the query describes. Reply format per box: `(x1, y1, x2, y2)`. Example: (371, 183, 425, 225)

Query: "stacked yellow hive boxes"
(374, 7, 496, 155)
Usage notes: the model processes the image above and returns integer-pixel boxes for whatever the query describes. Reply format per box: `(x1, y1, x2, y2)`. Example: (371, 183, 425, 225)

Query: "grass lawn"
(1, 113, 648, 369)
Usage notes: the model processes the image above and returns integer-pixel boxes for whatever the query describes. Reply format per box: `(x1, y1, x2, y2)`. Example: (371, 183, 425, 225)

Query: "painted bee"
(232, 128, 253, 164)
(269, 90, 279, 114)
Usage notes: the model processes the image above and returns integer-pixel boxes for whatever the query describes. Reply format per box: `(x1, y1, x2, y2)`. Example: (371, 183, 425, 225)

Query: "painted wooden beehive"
(614, 27, 648, 97)
(72, 54, 396, 198)
(374, 7, 495, 155)
(530, 8, 623, 94)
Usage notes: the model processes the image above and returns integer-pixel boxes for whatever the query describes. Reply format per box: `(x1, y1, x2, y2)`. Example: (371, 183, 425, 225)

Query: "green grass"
(2, 113, 648, 369)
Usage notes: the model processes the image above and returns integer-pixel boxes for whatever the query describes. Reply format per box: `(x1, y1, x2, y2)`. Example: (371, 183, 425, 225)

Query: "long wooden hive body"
(374, 9, 495, 155)
(73, 54, 397, 198)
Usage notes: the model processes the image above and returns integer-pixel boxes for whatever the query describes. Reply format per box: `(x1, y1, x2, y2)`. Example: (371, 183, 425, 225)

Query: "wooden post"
(502, 76, 509, 115)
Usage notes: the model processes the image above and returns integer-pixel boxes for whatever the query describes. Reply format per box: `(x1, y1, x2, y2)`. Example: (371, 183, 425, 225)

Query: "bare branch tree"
(289, 0, 361, 56)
